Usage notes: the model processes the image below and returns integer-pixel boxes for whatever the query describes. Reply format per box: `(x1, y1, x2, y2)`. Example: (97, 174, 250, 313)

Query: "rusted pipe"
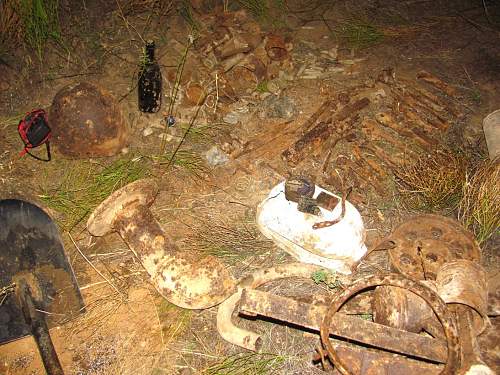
(373, 282, 444, 339)
(216, 263, 325, 351)
(320, 274, 461, 375)
(436, 260, 489, 335)
(87, 179, 236, 309)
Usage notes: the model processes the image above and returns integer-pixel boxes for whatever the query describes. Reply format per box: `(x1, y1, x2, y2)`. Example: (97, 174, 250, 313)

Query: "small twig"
(69, 233, 123, 296)
(79, 271, 143, 290)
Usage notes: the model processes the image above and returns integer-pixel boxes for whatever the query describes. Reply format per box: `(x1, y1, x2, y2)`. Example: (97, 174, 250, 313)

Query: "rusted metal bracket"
(238, 288, 449, 363)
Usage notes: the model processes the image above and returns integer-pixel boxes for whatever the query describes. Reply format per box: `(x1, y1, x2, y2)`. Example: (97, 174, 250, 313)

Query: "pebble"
(143, 126, 154, 137)
(223, 112, 241, 125)
(204, 145, 229, 166)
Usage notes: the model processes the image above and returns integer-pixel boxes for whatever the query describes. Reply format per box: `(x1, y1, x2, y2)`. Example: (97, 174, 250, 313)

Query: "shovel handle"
(17, 279, 64, 375)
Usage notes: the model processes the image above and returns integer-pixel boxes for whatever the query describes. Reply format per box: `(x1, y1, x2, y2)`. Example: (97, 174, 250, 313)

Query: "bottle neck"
(145, 42, 155, 62)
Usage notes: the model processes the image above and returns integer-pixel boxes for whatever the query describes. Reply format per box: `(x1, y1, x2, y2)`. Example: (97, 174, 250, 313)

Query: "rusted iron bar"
(282, 98, 369, 165)
(361, 118, 411, 152)
(416, 70, 458, 97)
(375, 112, 437, 149)
(238, 288, 449, 363)
(315, 342, 442, 374)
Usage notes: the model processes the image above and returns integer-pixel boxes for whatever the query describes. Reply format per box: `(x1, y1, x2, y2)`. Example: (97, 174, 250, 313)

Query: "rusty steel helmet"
(49, 82, 129, 157)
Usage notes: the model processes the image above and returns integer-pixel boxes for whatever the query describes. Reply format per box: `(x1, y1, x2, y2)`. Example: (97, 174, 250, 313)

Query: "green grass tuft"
(39, 156, 151, 231)
(17, 0, 63, 59)
(255, 81, 269, 93)
(156, 149, 208, 177)
(204, 352, 285, 375)
(335, 20, 383, 49)
(237, 0, 286, 28)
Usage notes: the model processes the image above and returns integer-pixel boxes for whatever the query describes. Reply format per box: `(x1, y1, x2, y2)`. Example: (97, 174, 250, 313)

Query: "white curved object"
(256, 181, 367, 274)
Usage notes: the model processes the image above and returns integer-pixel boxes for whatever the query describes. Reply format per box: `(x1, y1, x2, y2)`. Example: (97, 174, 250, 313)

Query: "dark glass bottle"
(138, 41, 162, 113)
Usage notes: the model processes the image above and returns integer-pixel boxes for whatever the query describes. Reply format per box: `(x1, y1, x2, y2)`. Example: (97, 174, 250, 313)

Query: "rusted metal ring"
(319, 274, 460, 375)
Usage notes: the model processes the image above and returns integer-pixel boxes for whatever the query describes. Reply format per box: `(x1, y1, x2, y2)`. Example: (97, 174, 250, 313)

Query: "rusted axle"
(239, 288, 449, 363)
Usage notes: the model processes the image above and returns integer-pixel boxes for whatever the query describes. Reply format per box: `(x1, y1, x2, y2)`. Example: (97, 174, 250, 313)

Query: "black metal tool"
(0, 199, 84, 374)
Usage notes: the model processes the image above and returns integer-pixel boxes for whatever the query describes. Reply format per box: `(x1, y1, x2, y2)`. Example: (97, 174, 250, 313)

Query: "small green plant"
(156, 299, 192, 342)
(357, 313, 373, 321)
(470, 90, 481, 104)
(255, 80, 269, 93)
(204, 352, 285, 375)
(180, 0, 200, 33)
(311, 269, 343, 290)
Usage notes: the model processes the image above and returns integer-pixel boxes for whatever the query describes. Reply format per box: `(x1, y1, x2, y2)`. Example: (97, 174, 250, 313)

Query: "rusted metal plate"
(238, 288, 448, 363)
(49, 82, 129, 158)
(387, 214, 480, 280)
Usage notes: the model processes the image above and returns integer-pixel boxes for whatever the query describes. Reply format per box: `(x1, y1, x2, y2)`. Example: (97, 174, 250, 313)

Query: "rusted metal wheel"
(319, 274, 461, 375)
(387, 214, 480, 280)
(49, 82, 129, 158)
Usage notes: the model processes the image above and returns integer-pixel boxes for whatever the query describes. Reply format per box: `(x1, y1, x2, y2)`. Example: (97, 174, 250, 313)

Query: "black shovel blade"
(0, 199, 84, 344)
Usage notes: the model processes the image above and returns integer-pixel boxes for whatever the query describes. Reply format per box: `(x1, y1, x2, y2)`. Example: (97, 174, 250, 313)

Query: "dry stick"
(68, 233, 123, 296)
(160, 90, 210, 174)
(158, 39, 192, 156)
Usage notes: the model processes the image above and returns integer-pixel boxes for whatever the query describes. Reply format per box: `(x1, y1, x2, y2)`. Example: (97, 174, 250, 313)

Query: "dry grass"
(458, 158, 500, 244)
(116, 0, 175, 17)
(395, 149, 467, 211)
(0, 1, 22, 50)
(182, 215, 275, 265)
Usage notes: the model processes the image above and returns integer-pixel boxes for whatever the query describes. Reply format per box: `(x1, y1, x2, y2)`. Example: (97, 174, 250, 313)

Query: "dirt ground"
(0, 0, 499, 374)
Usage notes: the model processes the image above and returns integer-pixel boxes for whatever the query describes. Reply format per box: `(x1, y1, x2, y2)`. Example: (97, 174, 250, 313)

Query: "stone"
(204, 145, 229, 167)
(262, 95, 297, 120)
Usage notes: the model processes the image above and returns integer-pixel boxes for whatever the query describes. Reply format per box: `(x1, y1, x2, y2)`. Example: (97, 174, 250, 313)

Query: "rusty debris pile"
(215, 214, 496, 375)
(1, 4, 499, 374)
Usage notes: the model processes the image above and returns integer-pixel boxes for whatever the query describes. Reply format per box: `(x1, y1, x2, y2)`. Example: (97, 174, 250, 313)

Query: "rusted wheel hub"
(387, 214, 480, 280)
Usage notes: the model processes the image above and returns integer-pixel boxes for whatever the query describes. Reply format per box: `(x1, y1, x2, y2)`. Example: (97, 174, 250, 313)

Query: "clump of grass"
(184, 217, 275, 264)
(39, 156, 150, 231)
(156, 299, 192, 343)
(117, 0, 175, 17)
(178, 122, 229, 145)
(237, 0, 286, 28)
(395, 149, 467, 211)
(180, 0, 200, 33)
(335, 20, 383, 49)
(311, 269, 343, 290)
(156, 149, 208, 177)
(255, 80, 269, 93)
(204, 352, 285, 375)
(458, 158, 500, 244)
(0, 2, 22, 49)
(16, 0, 63, 60)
